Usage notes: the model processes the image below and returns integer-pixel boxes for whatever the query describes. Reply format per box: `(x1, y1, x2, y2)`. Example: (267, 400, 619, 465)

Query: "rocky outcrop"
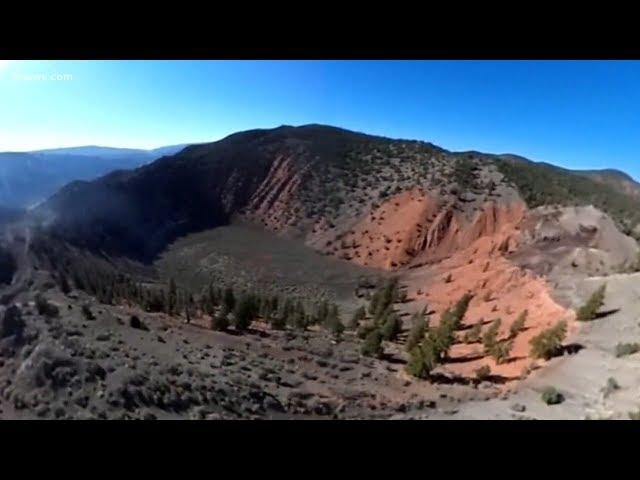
(244, 155, 309, 232)
(317, 189, 526, 269)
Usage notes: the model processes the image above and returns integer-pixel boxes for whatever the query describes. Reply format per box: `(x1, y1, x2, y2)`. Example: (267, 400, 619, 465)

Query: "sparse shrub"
(349, 305, 366, 329)
(210, 309, 230, 331)
(357, 322, 376, 339)
(233, 296, 255, 332)
(287, 300, 309, 331)
(576, 284, 606, 321)
(541, 386, 564, 405)
(510, 310, 527, 338)
(629, 408, 640, 420)
(490, 339, 513, 365)
(1, 305, 24, 340)
(482, 318, 501, 354)
(81, 304, 95, 321)
(474, 365, 491, 381)
(129, 315, 148, 331)
(167, 277, 177, 316)
(426, 294, 473, 362)
(529, 320, 567, 360)
(444, 273, 453, 283)
(396, 289, 408, 303)
(602, 377, 620, 398)
(316, 300, 330, 324)
(35, 294, 59, 318)
(368, 277, 400, 320)
(374, 305, 393, 326)
(270, 313, 286, 331)
(406, 314, 427, 352)
(291, 309, 308, 331)
(361, 329, 384, 358)
(614, 342, 640, 358)
(59, 272, 71, 295)
(380, 313, 401, 341)
(463, 322, 482, 344)
(406, 342, 437, 379)
(451, 293, 473, 320)
(330, 318, 345, 338)
(325, 305, 345, 338)
(223, 287, 236, 312)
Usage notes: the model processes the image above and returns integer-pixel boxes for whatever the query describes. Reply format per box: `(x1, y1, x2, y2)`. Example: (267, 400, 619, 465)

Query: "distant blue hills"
(0, 144, 190, 209)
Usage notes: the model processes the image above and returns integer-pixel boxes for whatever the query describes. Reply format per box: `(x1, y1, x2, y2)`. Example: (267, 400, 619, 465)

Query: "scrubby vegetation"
(541, 386, 564, 405)
(576, 284, 606, 321)
(380, 313, 401, 341)
(529, 320, 567, 360)
(481, 318, 513, 364)
(30, 233, 350, 338)
(614, 342, 640, 358)
(496, 158, 640, 236)
(602, 377, 620, 398)
(629, 408, 640, 420)
(490, 339, 513, 365)
(349, 305, 366, 330)
(35, 294, 59, 318)
(463, 322, 482, 344)
(474, 365, 491, 382)
(510, 310, 527, 338)
(406, 312, 427, 352)
(406, 293, 472, 379)
(482, 318, 501, 354)
(361, 329, 384, 358)
(81, 304, 95, 321)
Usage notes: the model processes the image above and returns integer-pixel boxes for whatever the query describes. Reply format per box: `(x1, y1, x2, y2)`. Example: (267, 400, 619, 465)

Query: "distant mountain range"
(0, 144, 190, 209)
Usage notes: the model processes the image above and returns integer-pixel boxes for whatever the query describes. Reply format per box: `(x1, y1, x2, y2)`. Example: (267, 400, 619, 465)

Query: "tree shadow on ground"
(444, 353, 485, 364)
(251, 328, 273, 339)
(502, 355, 527, 364)
(593, 308, 620, 320)
(484, 374, 512, 385)
(382, 353, 406, 365)
(430, 371, 514, 386)
(428, 373, 472, 386)
(458, 318, 493, 332)
(557, 343, 584, 356)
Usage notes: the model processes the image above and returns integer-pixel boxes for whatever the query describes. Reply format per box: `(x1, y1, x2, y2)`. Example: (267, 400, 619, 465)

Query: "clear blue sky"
(1, 60, 640, 178)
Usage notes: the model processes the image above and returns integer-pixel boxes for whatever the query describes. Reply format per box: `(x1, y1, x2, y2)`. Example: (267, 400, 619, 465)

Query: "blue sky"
(1, 60, 640, 178)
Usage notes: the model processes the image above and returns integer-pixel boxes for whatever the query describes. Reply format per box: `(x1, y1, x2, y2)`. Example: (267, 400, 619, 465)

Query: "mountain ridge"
(0, 143, 190, 209)
(37, 123, 640, 264)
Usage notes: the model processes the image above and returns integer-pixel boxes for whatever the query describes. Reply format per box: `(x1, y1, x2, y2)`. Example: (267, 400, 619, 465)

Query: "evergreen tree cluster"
(481, 318, 514, 365)
(406, 293, 473, 379)
(34, 235, 347, 337)
(359, 278, 407, 358)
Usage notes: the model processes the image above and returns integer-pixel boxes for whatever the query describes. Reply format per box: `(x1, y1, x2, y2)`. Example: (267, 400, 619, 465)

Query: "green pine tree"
(361, 329, 384, 358)
(349, 305, 366, 330)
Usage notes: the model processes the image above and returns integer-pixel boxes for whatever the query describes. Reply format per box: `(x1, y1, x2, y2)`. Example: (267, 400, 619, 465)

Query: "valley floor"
(3, 218, 640, 420)
(0, 285, 489, 420)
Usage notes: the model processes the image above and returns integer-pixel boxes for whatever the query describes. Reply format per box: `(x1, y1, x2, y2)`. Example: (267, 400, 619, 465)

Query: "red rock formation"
(319, 188, 526, 269)
(305, 188, 571, 380)
(244, 155, 307, 232)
